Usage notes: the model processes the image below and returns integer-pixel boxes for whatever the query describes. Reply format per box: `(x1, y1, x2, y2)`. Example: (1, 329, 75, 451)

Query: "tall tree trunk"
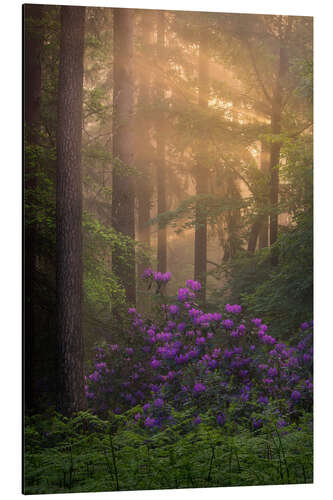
(56, 6, 86, 416)
(194, 27, 209, 302)
(259, 141, 270, 248)
(247, 217, 262, 253)
(269, 35, 288, 263)
(156, 11, 167, 273)
(24, 4, 43, 412)
(247, 141, 270, 253)
(136, 11, 153, 296)
(112, 8, 136, 304)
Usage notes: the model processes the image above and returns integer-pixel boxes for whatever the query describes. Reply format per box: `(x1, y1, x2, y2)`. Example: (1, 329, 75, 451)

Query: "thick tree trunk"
(56, 6, 86, 416)
(112, 8, 136, 304)
(194, 28, 209, 302)
(24, 4, 43, 412)
(136, 11, 153, 289)
(156, 11, 167, 273)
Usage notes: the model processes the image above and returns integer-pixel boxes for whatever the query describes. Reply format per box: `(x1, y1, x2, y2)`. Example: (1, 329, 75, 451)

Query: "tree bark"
(112, 8, 136, 304)
(156, 11, 167, 273)
(56, 6, 86, 416)
(136, 11, 153, 288)
(24, 3, 43, 412)
(247, 141, 270, 253)
(269, 37, 288, 263)
(259, 141, 270, 248)
(194, 27, 209, 302)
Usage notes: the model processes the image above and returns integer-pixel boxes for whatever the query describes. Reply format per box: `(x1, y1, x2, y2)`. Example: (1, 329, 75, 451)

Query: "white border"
(1, 1, 332, 499)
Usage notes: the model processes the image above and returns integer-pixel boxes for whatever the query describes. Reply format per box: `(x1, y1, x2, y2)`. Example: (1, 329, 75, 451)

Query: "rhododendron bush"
(86, 271, 313, 432)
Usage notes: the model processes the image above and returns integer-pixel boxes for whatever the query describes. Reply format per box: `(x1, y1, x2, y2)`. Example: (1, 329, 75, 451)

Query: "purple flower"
(154, 271, 171, 283)
(268, 367, 278, 377)
(143, 403, 151, 413)
(217, 413, 226, 426)
(196, 336, 206, 345)
(225, 303, 241, 314)
(95, 362, 107, 371)
(151, 359, 161, 369)
(154, 398, 164, 408)
(142, 268, 154, 279)
(125, 347, 134, 356)
(88, 371, 100, 383)
(301, 322, 310, 331)
(258, 395, 268, 405)
(177, 322, 186, 332)
(193, 416, 202, 425)
(169, 304, 179, 315)
(186, 279, 202, 291)
(211, 312, 222, 321)
(253, 418, 263, 430)
(144, 417, 157, 428)
(193, 383, 206, 394)
(291, 390, 302, 401)
(252, 318, 262, 327)
(222, 319, 234, 329)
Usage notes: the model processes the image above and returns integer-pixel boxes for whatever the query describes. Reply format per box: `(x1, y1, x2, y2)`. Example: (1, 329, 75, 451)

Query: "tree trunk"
(24, 4, 43, 412)
(269, 39, 288, 263)
(156, 11, 167, 273)
(259, 141, 270, 248)
(248, 141, 270, 253)
(56, 6, 86, 416)
(194, 27, 209, 302)
(136, 11, 153, 293)
(112, 8, 136, 304)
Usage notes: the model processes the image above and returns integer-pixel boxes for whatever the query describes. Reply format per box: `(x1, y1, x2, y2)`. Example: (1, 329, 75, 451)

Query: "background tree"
(111, 8, 136, 305)
(155, 10, 168, 273)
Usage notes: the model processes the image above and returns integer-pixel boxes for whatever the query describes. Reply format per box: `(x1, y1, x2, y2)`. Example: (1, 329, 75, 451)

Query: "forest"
(23, 4, 313, 494)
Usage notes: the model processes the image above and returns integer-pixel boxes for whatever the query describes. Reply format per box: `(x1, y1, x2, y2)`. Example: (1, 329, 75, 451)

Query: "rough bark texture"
(56, 6, 86, 416)
(194, 28, 209, 302)
(24, 4, 43, 412)
(136, 11, 153, 291)
(112, 8, 136, 304)
(156, 11, 167, 274)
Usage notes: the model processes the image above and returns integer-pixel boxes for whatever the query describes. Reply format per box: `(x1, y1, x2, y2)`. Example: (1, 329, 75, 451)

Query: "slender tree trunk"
(247, 217, 262, 253)
(136, 11, 153, 290)
(248, 141, 270, 252)
(56, 6, 86, 416)
(259, 141, 270, 248)
(194, 28, 209, 302)
(156, 11, 167, 273)
(24, 4, 43, 412)
(112, 8, 136, 304)
(269, 39, 288, 263)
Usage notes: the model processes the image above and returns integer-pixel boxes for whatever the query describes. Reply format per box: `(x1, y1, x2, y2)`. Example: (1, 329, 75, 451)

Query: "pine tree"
(56, 6, 86, 416)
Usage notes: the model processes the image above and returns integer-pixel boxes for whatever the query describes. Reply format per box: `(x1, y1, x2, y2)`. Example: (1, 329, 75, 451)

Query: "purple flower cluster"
(85, 273, 313, 434)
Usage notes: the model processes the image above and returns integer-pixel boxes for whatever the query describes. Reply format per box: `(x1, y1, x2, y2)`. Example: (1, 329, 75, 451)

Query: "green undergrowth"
(24, 409, 313, 494)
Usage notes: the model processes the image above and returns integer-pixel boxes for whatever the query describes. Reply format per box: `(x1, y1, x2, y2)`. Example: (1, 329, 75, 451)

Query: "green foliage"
(216, 210, 312, 339)
(24, 409, 312, 493)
